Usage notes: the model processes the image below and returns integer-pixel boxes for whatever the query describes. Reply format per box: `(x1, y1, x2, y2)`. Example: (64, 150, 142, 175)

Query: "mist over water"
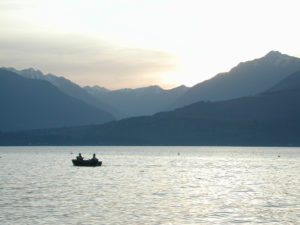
(0, 146, 299, 224)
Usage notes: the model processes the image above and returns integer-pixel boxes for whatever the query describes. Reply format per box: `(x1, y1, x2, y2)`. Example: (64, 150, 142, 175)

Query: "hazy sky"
(1, 0, 300, 89)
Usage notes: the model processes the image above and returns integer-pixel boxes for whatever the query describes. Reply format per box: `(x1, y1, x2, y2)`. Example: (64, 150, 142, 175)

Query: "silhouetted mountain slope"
(172, 51, 300, 109)
(1, 67, 123, 119)
(3, 70, 300, 146)
(84, 85, 189, 118)
(266, 70, 300, 93)
(0, 69, 114, 131)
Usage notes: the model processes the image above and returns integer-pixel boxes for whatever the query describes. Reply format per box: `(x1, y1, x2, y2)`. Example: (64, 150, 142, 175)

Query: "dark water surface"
(0, 146, 299, 224)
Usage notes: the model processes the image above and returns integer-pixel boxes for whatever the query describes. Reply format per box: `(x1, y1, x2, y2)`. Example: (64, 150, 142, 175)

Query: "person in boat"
(77, 153, 83, 161)
(91, 153, 98, 162)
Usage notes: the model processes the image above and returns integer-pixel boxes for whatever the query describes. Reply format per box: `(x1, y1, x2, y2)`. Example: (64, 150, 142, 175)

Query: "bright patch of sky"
(0, 0, 299, 89)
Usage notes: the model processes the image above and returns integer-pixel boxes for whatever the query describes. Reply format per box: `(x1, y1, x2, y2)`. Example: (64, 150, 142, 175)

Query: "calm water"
(0, 146, 299, 225)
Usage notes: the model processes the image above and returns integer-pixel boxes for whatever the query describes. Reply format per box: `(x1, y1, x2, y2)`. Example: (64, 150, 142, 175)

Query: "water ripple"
(0, 146, 299, 224)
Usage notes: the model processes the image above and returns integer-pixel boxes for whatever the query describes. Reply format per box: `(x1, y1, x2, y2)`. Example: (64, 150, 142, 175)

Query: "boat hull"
(72, 159, 102, 167)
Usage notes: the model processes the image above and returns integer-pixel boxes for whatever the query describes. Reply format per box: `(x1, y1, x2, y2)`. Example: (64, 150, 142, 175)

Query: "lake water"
(0, 146, 299, 225)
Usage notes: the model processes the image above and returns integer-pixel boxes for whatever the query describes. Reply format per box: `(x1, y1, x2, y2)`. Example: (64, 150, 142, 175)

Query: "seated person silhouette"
(91, 153, 98, 162)
(76, 153, 83, 161)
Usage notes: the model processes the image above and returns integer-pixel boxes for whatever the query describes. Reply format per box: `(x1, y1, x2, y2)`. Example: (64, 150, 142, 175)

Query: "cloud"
(0, 34, 180, 89)
(0, 1, 180, 89)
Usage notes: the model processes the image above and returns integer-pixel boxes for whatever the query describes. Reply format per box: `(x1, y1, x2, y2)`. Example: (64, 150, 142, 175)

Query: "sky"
(0, 0, 300, 89)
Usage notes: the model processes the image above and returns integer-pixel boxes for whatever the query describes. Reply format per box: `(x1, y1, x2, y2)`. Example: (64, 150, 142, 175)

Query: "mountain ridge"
(171, 51, 300, 109)
(2, 67, 190, 119)
(0, 69, 114, 131)
(2, 68, 300, 146)
(3, 51, 299, 118)
(84, 84, 189, 118)
(1, 67, 124, 119)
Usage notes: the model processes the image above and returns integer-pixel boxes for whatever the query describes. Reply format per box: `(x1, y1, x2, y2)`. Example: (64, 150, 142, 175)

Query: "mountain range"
(2, 67, 190, 119)
(84, 85, 189, 118)
(1, 68, 300, 146)
(1, 67, 124, 119)
(172, 51, 300, 108)
(3, 51, 300, 121)
(0, 69, 114, 131)
(1, 51, 300, 146)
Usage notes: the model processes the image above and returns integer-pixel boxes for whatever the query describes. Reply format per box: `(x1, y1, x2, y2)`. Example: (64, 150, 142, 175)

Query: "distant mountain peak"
(170, 85, 189, 91)
(23, 67, 40, 72)
(21, 67, 44, 76)
(265, 50, 283, 57)
(229, 51, 299, 74)
(263, 50, 299, 62)
(84, 85, 110, 93)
